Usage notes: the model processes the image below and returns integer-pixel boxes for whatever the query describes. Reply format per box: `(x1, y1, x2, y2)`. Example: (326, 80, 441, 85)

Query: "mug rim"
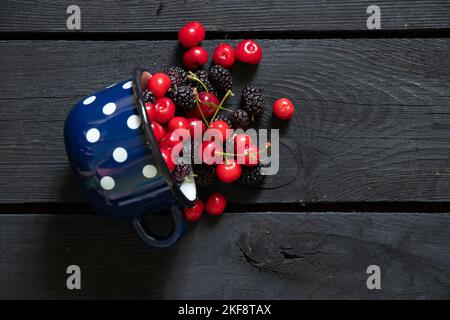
(132, 67, 196, 208)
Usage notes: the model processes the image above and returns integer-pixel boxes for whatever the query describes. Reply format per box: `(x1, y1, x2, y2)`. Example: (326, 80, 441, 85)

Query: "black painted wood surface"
(1, 212, 450, 299)
(1, 39, 450, 204)
(1, 0, 449, 33)
(1, 0, 450, 300)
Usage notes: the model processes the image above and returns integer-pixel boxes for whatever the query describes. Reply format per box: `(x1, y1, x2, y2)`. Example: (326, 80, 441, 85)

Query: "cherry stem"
(210, 90, 235, 123)
(195, 99, 210, 127)
(188, 71, 208, 93)
(201, 101, 233, 113)
(194, 89, 235, 127)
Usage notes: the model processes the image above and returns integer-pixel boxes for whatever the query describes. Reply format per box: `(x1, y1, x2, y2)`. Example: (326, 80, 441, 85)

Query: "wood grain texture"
(1, 212, 450, 299)
(0, 0, 449, 33)
(1, 39, 450, 204)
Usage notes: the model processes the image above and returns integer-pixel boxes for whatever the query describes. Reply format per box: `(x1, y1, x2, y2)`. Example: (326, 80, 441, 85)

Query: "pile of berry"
(142, 21, 296, 222)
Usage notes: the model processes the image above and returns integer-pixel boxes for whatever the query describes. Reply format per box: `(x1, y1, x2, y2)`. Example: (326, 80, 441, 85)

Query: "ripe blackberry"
(209, 65, 232, 95)
(142, 89, 155, 104)
(239, 165, 264, 186)
(168, 85, 196, 112)
(191, 70, 217, 96)
(240, 86, 265, 120)
(165, 66, 188, 88)
(215, 111, 233, 127)
(231, 109, 250, 129)
(172, 164, 191, 183)
(194, 165, 216, 188)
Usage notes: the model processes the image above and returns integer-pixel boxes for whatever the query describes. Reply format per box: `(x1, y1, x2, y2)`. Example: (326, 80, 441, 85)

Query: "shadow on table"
(40, 210, 191, 299)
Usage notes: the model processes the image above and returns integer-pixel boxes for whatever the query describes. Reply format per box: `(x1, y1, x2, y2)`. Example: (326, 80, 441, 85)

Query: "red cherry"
(188, 118, 206, 139)
(186, 108, 199, 118)
(183, 199, 204, 222)
(150, 121, 167, 143)
(159, 137, 172, 152)
(161, 130, 189, 160)
(273, 98, 295, 120)
(236, 40, 262, 65)
(153, 97, 176, 124)
(178, 22, 205, 48)
(183, 46, 209, 70)
(163, 131, 181, 149)
(208, 120, 232, 143)
(168, 116, 189, 132)
(145, 103, 155, 121)
(148, 73, 171, 98)
(234, 134, 252, 152)
(170, 132, 189, 165)
(161, 149, 175, 172)
(205, 192, 227, 216)
(186, 108, 208, 120)
(196, 92, 220, 119)
(216, 160, 242, 183)
(200, 140, 223, 165)
(213, 44, 235, 69)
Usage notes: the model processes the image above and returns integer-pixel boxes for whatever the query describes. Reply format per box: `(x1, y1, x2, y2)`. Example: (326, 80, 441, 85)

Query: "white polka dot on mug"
(127, 115, 141, 130)
(86, 128, 100, 143)
(143, 165, 157, 178)
(83, 96, 96, 105)
(100, 176, 115, 190)
(102, 102, 116, 115)
(113, 147, 128, 163)
(122, 81, 132, 89)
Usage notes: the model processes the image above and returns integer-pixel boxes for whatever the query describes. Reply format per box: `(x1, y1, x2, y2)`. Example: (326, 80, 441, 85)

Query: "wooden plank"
(1, 212, 450, 299)
(0, 0, 449, 33)
(1, 39, 450, 204)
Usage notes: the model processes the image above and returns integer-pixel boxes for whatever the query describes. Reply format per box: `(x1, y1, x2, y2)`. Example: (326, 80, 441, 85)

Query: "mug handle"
(132, 205, 185, 249)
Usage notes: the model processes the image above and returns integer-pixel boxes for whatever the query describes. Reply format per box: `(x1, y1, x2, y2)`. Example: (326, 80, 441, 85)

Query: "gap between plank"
(0, 29, 450, 41)
(0, 202, 450, 215)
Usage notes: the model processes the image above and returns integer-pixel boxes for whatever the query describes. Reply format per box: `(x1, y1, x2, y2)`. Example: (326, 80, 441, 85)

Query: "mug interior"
(133, 68, 196, 207)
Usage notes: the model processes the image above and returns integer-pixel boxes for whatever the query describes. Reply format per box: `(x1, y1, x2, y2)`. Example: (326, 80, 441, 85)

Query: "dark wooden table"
(1, 1, 450, 299)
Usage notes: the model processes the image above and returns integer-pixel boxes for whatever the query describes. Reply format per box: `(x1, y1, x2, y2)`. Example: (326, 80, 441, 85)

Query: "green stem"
(188, 71, 208, 93)
(210, 107, 221, 124)
(201, 102, 233, 112)
(196, 100, 210, 127)
(210, 90, 235, 123)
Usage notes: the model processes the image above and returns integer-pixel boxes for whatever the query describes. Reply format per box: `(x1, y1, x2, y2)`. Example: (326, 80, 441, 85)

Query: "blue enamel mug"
(64, 68, 196, 248)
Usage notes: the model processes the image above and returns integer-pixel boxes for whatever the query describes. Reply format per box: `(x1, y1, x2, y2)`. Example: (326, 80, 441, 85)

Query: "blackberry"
(231, 109, 250, 129)
(168, 85, 196, 112)
(239, 165, 264, 186)
(142, 89, 155, 104)
(165, 66, 188, 88)
(172, 164, 191, 184)
(215, 111, 233, 127)
(240, 86, 265, 120)
(194, 165, 216, 188)
(191, 70, 217, 96)
(209, 65, 232, 95)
